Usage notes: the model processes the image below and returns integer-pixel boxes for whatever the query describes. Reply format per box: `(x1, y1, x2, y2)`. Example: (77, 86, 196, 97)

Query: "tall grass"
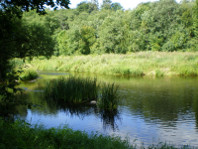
(0, 119, 193, 149)
(0, 119, 133, 149)
(44, 77, 99, 104)
(23, 52, 198, 78)
(98, 83, 119, 112)
(44, 77, 119, 112)
(20, 68, 39, 81)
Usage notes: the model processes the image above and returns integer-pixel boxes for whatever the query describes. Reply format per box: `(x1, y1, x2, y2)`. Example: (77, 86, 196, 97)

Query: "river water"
(17, 72, 198, 147)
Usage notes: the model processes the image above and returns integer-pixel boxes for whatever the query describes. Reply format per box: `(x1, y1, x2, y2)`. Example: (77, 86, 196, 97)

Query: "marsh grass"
(44, 77, 99, 104)
(44, 77, 119, 112)
(20, 69, 39, 81)
(24, 52, 198, 77)
(98, 83, 119, 112)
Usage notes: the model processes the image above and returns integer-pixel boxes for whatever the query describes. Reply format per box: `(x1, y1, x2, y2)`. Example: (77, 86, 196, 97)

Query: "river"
(16, 72, 198, 147)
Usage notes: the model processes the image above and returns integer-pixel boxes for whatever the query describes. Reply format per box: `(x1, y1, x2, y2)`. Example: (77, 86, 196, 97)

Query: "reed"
(20, 68, 39, 81)
(44, 77, 99, 104)
(44, 77, 119, 112)
(23, 52, 198, 78)
(98, 83, 119, 112)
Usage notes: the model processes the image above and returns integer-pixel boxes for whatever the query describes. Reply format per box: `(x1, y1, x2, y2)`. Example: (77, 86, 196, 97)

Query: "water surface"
(17, 73, 198, 147)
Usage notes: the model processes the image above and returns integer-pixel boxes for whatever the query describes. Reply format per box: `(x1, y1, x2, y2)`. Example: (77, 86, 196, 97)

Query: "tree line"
(21, 0, 198, 56)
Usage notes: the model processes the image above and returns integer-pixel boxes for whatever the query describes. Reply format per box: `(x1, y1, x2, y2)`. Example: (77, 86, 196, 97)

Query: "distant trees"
(18, 0, 198, 56)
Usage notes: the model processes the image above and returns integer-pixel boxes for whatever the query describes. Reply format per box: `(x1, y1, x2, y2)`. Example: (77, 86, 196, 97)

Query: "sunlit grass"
(44, 77, 98, 104)
(23, 52, 198, 77)
(98, 83, 119, 112)
(20, 68, 39, 81)
(44, 77, 119, 112)
(0, 119, 133, 149)
(0, 119, 193, 149)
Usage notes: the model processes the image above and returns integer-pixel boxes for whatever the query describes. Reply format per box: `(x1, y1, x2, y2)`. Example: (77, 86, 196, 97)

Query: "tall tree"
(101, 0, 112, 10)
(0, 0, 70, 116)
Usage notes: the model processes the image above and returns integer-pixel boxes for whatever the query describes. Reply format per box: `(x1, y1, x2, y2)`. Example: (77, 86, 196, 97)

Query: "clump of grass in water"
(44, 77, 98, 104)
(44, 77, 119, 112)
(97, 83, 119, 112)
(20, 69, 38, 81)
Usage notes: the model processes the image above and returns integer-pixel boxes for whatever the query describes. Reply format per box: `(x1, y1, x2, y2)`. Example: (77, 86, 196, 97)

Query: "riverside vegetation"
(1, 119, 191, 149)
(17, 52, 198, 78)
(44, 77, 119, 112)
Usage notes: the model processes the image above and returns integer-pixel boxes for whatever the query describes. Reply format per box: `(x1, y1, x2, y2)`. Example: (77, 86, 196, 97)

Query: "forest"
(21, 0, 198, 56)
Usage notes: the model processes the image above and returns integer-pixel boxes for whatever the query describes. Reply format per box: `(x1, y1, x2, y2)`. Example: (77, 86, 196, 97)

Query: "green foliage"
(44, 77, 99, 104)
(98, 83, 119, 112)
(0, 0, 70, 117)
(20, 69, 39, 81)
(0, 119, 133, 149)
(27, 52, 198, 78)
(44, 77, 119, 112)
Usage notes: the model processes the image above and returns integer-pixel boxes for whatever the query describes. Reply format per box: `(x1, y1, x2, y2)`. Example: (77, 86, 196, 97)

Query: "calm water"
(16, 73, 198, 147)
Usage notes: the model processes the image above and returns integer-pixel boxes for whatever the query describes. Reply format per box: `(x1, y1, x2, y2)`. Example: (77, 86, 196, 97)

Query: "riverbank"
(0, 119, 132, 149)
(0, 119, 191, 149)
(14, 52, 198, 77)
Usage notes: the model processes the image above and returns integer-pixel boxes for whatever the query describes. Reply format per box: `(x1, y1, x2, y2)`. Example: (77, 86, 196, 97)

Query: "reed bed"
(98, 83, 119, 112)
(44, 77, 119, 112)
(23, 52, 198, 77)
(44, 77, 98, 104)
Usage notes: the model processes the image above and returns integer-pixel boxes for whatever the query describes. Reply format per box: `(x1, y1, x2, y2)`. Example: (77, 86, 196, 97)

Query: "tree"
(0, 0, 70, 117)
(111, 3, 123, 11)
(101, 0, 112, 10)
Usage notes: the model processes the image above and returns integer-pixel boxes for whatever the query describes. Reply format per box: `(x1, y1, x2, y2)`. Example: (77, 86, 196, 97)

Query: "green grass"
(0, 119, 133, 149)
(20, 68, 39, 81)
(44, 77, 99, 104)
(44, 77, 119, 112)
(98, 83, 119, 112)
(21, 52, 198, 78)
(0, 119, 193, 149)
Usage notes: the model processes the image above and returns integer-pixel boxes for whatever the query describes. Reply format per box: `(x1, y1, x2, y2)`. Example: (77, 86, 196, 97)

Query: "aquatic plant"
(20, 69, 38, 81)
(44, 77, 99, 104)
(44, 77, 120, 113)
(97, 83, 119, 112)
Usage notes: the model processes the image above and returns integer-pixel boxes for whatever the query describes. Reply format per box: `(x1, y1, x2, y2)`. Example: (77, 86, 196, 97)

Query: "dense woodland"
(20, 0, 198, 56)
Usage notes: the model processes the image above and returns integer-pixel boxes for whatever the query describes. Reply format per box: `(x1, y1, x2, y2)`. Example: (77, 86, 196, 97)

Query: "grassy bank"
(0, 119, 132, 149)
(0, 119, 192, 149)
(21, 52, 198, 77)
